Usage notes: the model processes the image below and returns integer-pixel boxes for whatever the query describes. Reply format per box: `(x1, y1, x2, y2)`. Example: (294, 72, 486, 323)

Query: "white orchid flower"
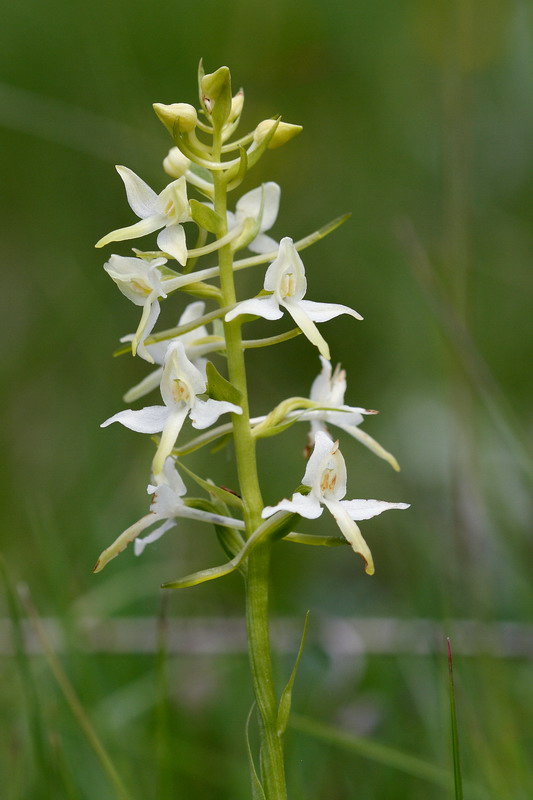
(101, 341, 242, 479)
(122, 301, 221, 403)
(95, 166, 191, 265)
(104, 254, 187, 362)
(93, 458, 245, 572)
(262, 431, 409, 575)
(225, 237, 362, 359)
(227, 182, 280, 254)
(303, 357, 400, 470)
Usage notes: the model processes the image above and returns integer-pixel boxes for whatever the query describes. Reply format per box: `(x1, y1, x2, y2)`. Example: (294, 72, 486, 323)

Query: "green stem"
(212, 129, 287, 800)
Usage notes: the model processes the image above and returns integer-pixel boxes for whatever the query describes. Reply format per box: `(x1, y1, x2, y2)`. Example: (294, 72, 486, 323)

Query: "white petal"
(190, 398, 242, 430)
(152, 406, 190, 477)
(259, 182, 281, 231)
(160, 341, 206, 407)
(225, 295, 283, 322)
(248, 233, 278, 254)
(298, 299, 363, 323)
(178, 301, 206, 327)
(283, 299, 330, 360)
(116, 165, 160, 218)
(93, 513, 155, 572)
(100, 405, 170, 433)
(338, 423, 400, 471)
(236, 182, 280, 232)
(339, 498, 410, 521)
(96, 215, 164, 248)
(133, 297, 161, 362)
(226, 210, 237, 229)
(302, 430, 337, 487)
(134, 519, 176, 556)
(123, 367, 164, 403)
(262, 492, 323, 520)
(323, 499, 374, 575)
(157, 224, 188, 265)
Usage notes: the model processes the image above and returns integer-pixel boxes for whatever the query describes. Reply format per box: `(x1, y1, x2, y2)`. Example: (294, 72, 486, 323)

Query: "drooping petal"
(133, 297, 161, 362)
(338, 498, 410, 521)
(298, 299, 363, 323)
(262, 492, 323, 520)
(152, 405, 190, 478)
(190, 398, 242, 430)
(93, 513, 156, 572)
(134, 519, 176, 556)
(323, 498, 374, 575)
(338, 423, 400, 471)
(116, 165, 161, 218)
(282, 299, 331, 360)
(96, 215, 165, 248)
(123, 368, 163, 403)
(157, 223, 188, 265)
(225, 295, 283, 322)
(101, 405, 170, 433)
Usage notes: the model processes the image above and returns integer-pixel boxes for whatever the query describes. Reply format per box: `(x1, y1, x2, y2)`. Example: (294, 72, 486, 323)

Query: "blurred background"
(1, 0, 532, 797)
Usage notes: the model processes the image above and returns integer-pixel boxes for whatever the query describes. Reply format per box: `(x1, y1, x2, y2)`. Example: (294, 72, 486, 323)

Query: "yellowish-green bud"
(228, 89, 244, 122)
(200, 66, 232, 127)
(163, 147, 192, 178)
(153, 102, 198, 135)
(254, 119, 303, 149)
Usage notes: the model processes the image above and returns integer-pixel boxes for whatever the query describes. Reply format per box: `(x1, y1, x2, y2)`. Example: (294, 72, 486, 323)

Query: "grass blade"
(447, 638, 464, 800)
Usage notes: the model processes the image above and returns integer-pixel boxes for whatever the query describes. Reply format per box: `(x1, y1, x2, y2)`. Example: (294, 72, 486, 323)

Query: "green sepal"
(189, 199, 224, 235)
(226, 145, 249, 192)
(246, 704, 267, 800)
(177, 460, 243, 510)
(161, 510, 299, 590)
(206, 361, 242, 406)
(277, 611, 310, 737)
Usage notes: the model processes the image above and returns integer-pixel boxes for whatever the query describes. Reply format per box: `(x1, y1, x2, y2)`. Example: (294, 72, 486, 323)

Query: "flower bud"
(228, 89, 244, 122)
(163, 147, 192, 178)
(153, 102, 198, 135)
(200, 66, 232, 126)
(254, 120, 303, 149)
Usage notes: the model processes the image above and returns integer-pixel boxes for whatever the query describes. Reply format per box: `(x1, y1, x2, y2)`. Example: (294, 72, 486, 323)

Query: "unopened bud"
(254, 120, 302, 149)
(228, 89, 244, 122)
(153, 102, 198, 135)
(201, 66, 232, 125)
(163, 147, 191, 178)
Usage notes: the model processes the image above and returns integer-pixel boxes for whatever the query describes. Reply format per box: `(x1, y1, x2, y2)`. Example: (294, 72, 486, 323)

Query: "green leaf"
(277, 612, 310, 737)
(245, 704, 267, 800)
(283, 532, 348, 547)
(189, 198, 224, 235)
(227, 145, 248, 192)
(242, 328, 302, 349)
(447, 638, 464, 800)
(206, 361, 242, 406)
(177, 460, 243, 510)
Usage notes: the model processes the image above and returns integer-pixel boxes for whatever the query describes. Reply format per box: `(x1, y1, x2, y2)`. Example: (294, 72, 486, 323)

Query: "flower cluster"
(94, 63, 408, 579)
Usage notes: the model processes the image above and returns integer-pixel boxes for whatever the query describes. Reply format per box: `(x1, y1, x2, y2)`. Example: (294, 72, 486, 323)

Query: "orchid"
(303, 356, 400, 470)
(122, 301, 223, 403)
(262, 431, 409, 574)
(225, 237, 362, 359)
(104, 253, 188, 362)
(95, 166, 191, 264)
(101, 341, 242, 479)
(227, 182, 280, 253)
(93, 458, 245, 572)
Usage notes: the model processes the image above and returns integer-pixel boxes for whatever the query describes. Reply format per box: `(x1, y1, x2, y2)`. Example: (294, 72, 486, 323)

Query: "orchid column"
(94, 62, 409, 800)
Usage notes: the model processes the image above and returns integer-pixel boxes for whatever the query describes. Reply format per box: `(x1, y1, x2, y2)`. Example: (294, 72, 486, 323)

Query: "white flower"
(95, 166, 191, 265)
(122, 301, 218, 403)
(104, 254, 182, 362)
(93, 458, 245, 572)
(262, 431, 409, 574)
(225, 237, 362, 359)
(227, 182, 280, 254)
(101, 341, 242, 479)
(303, 357, 400, 470)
